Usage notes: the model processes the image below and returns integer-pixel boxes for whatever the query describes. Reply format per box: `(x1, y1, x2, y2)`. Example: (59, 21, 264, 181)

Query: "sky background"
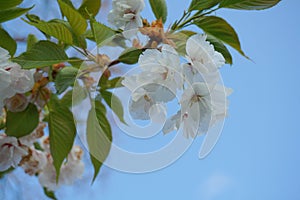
(1, 0, 300, 200)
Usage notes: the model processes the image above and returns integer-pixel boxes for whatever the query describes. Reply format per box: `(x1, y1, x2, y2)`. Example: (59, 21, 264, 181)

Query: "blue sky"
(1, 1, 300, 200)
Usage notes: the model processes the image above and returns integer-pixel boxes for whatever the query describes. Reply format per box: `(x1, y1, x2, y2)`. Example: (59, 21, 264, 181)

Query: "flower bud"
(5, 93, 29, 112)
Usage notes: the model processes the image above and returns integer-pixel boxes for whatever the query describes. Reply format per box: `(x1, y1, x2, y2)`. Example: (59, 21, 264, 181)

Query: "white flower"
(108, 0, 145, 38)
(20, 148, 47, 176)
(185, 34, 225, 84)
(163, 82, 232, 138)
(0, 48, 34, 112)
(0, 135, 28, 171)
(19, 123, 46, 147)
(138, 45, 183, 96)
(38, 146, 84, 191)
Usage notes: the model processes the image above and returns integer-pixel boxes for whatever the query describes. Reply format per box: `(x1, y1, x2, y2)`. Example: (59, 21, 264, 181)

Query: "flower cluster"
(123, 34, 232, 138)
(0, 47, 34, 113)
(0, 123, 84, 191)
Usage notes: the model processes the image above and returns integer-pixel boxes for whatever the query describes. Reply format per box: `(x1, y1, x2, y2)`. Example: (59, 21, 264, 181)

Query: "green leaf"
(195, 16, 248, 58)
(0, 0, 22, 11)
(118, 47, 143, 65)
(48, 95, 76, 180)
(60, 86, 87, 108)
(78, 0, 101, 19)
(13, 40, 68, 69)
(55, 66, 79, 94)
(149, 0, 167, 23)
(189, 0, 221, 11)
(168, 30, 196, 55)
(219, 0, 281, 10)
(87, 100, 112, 182)
(43, 187, 57, 200)
(101, 90, 126, 124)
(0, 6, 33, 23)
(24, 19, 73, 44)
(6, 103, 39, 138)
(206, 35, 233, 65)
(26, 34, 38, 51)
(58, 0, 87, 35)
(99, 76, 124, 90)
(0, 27, 17, 56)
(91, 21, 114, 46)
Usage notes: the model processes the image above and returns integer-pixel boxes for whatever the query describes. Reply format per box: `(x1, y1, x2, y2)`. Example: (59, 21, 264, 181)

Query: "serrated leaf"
(55, 67, 79, 94)
(101, 90, 126, 124)
(78, 0, 101, 19)
(189, 0, 221, 11)
(149, 0, 167, 23)
(0, 6, 33, 23)
(0, 27, 17, 56)
(26, 34, 38, 51)
(58, 0, 87, 35)
(13, 40, 68, 69)
(48, 95, 76, 180)
(0, 0, 22, 11)
(206, 35, 233, 65)
(219, 0, 281, 10)
(119, 47, 143, 65)
(87, 100, 112, 182)
(24, 19, 73, 44)
(195, 16, 248, 58)
(91, 21, 114, 46)
(6, 103, 39, 138)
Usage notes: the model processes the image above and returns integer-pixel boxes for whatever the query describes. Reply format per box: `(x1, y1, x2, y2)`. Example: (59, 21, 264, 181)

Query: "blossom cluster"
(0, 124, 84, 191)
(122, 34, 233, 138)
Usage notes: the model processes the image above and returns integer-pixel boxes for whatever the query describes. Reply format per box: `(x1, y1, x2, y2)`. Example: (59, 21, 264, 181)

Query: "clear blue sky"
(1, 1, 300, 200)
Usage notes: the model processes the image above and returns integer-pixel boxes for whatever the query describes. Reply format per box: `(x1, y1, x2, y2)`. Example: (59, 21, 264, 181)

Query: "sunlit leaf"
(119, 47, 143, 65)
(0, 0, 22, 11)
(149, 0, 167, 23)
(189, 0, 221, 11)
(48, 95, 76, 180)
(58, 0, 87, 35)
(13, 40, 68, 69)
(219, 0, 281, 10)
(55, 66, 79, 94)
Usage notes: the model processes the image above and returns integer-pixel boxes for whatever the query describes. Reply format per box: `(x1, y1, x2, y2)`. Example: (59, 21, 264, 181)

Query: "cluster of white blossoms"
(108, 0, 145, 38)
(122, 34, 233, 138)
(0, 125, 84, 191)
(0, 47, 34, 113)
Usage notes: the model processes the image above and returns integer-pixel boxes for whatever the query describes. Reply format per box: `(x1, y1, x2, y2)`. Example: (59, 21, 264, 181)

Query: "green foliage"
(0, 0, 22, 11)
(6, 103, 39, 138)
(43, 187, 57, 200)
(195, 16, 248, 58)
(0, 27, 16, 56)
(189, 0, 221, 12)
(91, 21, 114, 46)
(78, 0, 101, 19)
(219, 0, 281, 10)
(60, 86, 87, 108)
(149, 0, 168, 23)
(58, 0, 87, 35)
(48, 95, 76, 180)
(24, 18, 73, 44)
(119, 48, 144, 65)
(55, 66, 79, 94)
(101, 90, 126, 124)
(87, 100, 112, 182)
(26, 34, 38, 51)
(0, 6, 33, 23)
(13, 40, 68, 69)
